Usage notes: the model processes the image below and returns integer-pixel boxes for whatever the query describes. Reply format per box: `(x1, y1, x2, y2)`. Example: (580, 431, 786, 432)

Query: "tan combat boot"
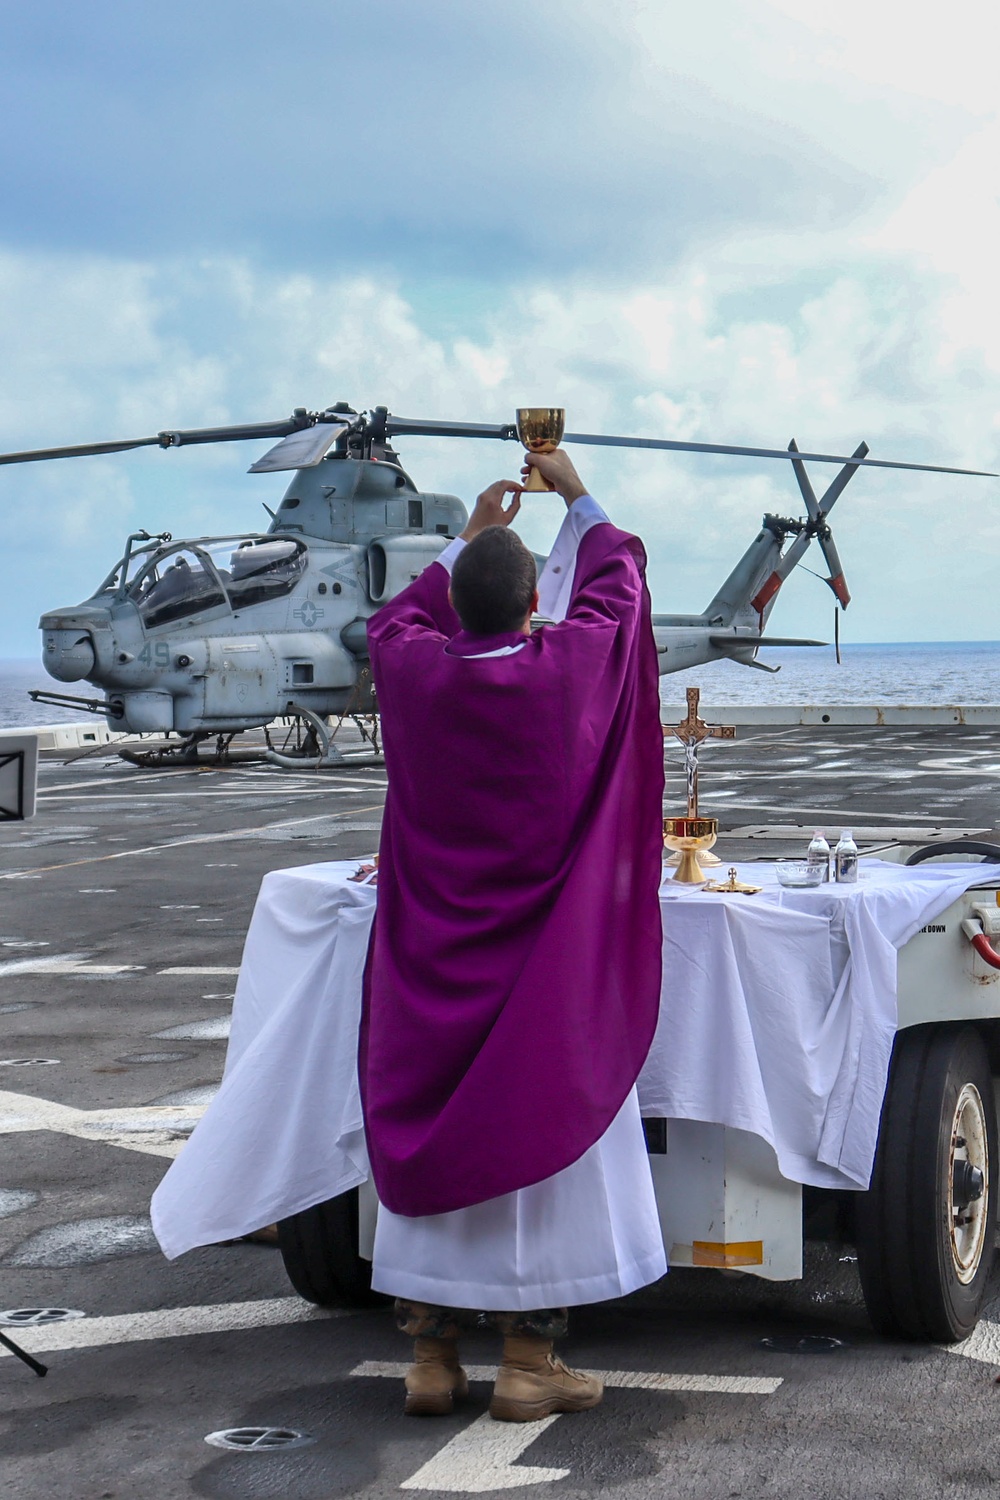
(404, 1336, 470, 1416)
(489, 1334, 603, 1422)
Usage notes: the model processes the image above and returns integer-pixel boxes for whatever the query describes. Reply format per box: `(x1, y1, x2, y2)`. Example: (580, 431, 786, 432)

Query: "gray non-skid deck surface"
(1, 722, 999, 1498)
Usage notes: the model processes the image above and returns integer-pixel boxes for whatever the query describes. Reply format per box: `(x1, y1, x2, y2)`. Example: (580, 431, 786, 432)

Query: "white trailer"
(277, 841, 1000, 1343)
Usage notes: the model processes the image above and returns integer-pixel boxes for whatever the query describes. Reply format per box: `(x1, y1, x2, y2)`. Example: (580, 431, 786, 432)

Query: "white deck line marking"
(401, 1413, 567, 1492)
(41, 776, 204, 793)
(157, 966, 240, 976)
(353, 1361, 782, 1395)
(42, 784, 387, 799)
(0, 953, 86, 976)
(0, 802, 385, 878)
(0, 1088, 208, 1159)
(0, 957, 145, 977)
(0, 1297, 350, 1359)
(354, 1362, 781, 1492)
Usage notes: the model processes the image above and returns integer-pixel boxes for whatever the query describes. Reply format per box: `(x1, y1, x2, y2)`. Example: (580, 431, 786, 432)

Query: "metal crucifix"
(662, 687, 736, 818)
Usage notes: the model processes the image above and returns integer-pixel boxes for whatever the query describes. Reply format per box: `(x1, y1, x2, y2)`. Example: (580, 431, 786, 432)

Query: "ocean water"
(0, 659, 102, 729)
(1, 642, 997, 731)
(658, 640, 1000, 710)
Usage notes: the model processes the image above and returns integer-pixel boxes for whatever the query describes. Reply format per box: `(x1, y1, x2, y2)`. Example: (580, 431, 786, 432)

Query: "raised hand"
(460, 480, 524, 541)
(521, 450, 588, 506)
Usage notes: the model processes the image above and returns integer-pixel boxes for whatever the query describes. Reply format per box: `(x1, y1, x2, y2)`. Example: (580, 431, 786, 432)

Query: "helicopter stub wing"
(709, 635, 827, 648)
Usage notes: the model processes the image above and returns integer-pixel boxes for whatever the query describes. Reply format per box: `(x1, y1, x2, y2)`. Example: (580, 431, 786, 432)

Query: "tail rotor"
(787, 437, 864, 609)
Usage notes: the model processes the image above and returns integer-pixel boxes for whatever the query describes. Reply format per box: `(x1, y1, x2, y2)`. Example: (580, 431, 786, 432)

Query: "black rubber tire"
(277, 1188, 389, 1308)
(904, 841, 1000, 866)
(855, 1024, 997, 1342)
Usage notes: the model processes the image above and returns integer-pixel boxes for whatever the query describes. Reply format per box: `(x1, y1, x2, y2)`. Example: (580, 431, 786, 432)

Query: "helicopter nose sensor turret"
(42, 627, 96, 682)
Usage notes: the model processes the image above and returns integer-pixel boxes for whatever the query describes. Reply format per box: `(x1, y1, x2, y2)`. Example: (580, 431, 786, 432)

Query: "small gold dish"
(702, 867, 763, 895)
(516, 407, 565, 492)
(663, 815, 719, 884)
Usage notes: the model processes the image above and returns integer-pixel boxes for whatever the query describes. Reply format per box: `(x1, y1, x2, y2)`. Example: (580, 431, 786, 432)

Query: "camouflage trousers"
(395, 1299, 569, 1340)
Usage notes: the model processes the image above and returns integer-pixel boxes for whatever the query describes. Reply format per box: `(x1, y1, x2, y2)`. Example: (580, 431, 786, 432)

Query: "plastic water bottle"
(834, 830, 859, 884)
(807, 830, 831, 883)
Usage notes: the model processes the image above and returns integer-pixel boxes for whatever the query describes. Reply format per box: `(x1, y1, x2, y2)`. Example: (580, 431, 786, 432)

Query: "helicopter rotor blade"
(1, 405, 993, 480)
(159, 415, 315, 448)
(385, 416, 517, 441)
(558, 430, 995, 477)
(249, 421, 350, 473)
(0, 434, 164, 465)
(0, 412, 317, 467)
(384, 414, 995, 476)
(771, 528, 814, 585)
(787, 438, 821, 519)
(816, 531, 850, 608)
(787, 438, 860, 607)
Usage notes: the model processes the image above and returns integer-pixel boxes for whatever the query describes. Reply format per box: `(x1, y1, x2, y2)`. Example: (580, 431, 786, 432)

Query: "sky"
(1, 0, 999, 654)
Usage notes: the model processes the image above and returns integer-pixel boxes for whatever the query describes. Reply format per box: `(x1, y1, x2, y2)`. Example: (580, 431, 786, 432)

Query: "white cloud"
(765, 0, 1000, 113)
(4, 0, 1000, 653)
(1, 214, 997, 657)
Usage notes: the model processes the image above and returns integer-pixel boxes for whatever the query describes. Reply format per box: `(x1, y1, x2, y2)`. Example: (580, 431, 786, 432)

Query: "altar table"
(152, 858, 1000, 1260)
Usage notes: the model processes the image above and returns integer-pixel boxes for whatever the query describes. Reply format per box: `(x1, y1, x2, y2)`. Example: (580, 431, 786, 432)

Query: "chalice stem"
(675, 848, 707, 883)
(523, 463, 555, 493)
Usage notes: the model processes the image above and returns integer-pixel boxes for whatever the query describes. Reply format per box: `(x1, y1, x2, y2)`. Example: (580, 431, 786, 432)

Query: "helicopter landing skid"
(119, 731, 253, 769)
(265, 705, 348, 770)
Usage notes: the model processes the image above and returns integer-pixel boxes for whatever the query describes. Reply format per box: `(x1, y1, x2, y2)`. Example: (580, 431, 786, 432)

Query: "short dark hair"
(450, 526, 537, 635)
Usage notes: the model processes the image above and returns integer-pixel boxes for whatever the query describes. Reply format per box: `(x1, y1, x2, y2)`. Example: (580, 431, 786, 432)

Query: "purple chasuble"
(359, 520, 664, 1216)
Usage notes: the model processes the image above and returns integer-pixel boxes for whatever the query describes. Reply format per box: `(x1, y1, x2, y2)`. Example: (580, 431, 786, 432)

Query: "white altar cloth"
(151, 858, 1000, 1260)
(371, 1087, 667, 1308)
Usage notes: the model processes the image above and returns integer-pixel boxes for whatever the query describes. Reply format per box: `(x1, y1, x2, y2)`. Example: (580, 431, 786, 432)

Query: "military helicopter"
(3, 402, 992, 767)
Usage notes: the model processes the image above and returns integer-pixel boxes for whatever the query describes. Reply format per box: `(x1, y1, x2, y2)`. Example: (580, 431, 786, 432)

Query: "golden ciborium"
(516, 407, 565, 492)
(663, 816, 719, 884)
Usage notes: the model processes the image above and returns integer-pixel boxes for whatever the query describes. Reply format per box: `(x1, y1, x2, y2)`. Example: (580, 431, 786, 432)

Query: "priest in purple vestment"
(360, 449, 667, 1422)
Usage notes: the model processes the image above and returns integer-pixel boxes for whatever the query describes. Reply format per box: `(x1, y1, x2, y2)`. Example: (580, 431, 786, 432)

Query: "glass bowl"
(774, 859, 824, 889)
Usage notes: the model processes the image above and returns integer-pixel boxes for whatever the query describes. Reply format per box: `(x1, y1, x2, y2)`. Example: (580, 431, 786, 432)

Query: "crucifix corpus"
(663, 687, 736, 819)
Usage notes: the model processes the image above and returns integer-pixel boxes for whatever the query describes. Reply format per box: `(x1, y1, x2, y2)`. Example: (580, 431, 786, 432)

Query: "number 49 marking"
(138, 642, 171, 667)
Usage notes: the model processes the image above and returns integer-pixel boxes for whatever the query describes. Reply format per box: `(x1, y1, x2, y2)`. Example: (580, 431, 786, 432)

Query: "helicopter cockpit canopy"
(93, 535, 308, 629)
(219, 538, 306, 608)
(129, 547, 228, 630)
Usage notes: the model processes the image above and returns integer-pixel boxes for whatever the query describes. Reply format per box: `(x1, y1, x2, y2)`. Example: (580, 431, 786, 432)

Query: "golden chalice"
(663, 815, 719, 884)
(516, 407, 565, 492)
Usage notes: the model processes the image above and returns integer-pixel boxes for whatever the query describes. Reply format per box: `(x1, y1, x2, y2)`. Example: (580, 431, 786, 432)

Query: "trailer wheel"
(277, 1189, 389, 1308)
(855, 1024, 997, 1342)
